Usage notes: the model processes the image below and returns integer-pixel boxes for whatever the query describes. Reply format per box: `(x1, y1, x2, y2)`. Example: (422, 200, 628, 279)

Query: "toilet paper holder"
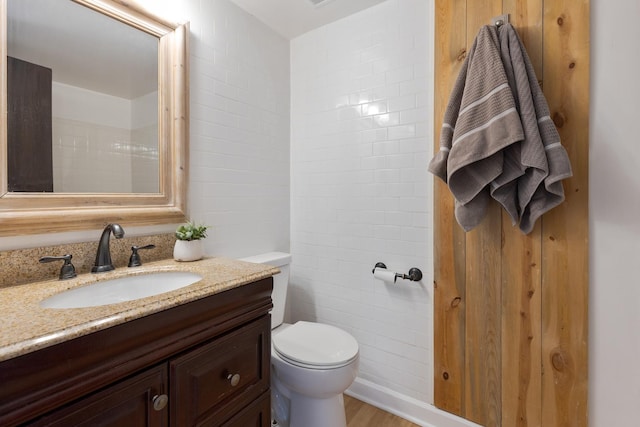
(372, 262, 423, 282)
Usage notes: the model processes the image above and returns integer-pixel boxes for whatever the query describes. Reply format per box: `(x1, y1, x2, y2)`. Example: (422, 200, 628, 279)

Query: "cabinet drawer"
(27, 364, 168, 427)
(170, 315, 270, 426)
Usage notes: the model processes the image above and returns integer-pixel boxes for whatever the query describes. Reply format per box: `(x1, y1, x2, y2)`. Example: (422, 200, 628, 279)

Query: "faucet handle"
(128, 244, 156, 267)
(40, 254, 77, 280)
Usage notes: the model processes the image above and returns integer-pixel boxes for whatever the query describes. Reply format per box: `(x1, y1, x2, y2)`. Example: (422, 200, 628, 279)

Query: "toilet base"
(288, 391, 347, 427)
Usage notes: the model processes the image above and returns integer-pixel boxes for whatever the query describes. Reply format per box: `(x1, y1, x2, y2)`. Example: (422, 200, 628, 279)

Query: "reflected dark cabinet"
(0, 278, 273, 427)
(7, 56, 54, 192)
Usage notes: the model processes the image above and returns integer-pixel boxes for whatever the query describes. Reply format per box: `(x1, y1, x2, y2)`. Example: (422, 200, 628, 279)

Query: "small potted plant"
(173, 221, 209, 262)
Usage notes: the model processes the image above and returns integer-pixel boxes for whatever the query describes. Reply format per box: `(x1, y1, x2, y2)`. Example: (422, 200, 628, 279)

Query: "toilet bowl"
(239, 253, 360, 427)
(271, 322, 359, 427)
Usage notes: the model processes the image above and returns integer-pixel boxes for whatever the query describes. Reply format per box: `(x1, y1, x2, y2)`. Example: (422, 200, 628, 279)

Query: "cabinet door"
(28, 364, 168, 427)
(170, 315, 270, 426)
(222, 391, 270, 427)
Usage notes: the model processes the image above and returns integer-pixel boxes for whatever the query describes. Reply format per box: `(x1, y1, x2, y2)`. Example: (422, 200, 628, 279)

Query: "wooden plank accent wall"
(433, 1, 589, 426)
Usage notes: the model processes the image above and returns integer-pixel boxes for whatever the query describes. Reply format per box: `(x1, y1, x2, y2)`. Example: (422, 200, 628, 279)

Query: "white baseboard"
(345, 378, 482, 427)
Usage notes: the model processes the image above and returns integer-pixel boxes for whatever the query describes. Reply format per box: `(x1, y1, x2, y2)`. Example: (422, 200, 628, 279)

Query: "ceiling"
(7, 0, 158, 100)
(228, 0, 388, 39)
(6, 0, 387, 99)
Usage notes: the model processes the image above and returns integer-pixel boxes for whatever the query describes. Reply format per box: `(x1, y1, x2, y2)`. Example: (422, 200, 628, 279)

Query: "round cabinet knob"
(227, 373, 241, 387)
(152, 394, 168, 411)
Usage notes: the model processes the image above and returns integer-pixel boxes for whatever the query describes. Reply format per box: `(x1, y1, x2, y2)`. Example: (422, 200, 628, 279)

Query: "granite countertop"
(0, 257, 278, 362)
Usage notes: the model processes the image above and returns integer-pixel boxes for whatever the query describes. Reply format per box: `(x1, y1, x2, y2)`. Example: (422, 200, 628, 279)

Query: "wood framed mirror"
(0, 0, 188, 236)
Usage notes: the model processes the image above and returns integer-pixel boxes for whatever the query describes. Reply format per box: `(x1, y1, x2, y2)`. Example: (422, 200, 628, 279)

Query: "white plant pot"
(173, 239, 204, 262)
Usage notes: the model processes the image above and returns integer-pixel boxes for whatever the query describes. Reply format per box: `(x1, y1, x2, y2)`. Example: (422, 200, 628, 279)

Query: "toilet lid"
(273, 321, 359, 368)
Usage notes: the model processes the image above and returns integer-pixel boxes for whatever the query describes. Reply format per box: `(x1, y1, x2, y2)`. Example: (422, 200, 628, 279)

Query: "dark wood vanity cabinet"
(0, 278, 273, 427)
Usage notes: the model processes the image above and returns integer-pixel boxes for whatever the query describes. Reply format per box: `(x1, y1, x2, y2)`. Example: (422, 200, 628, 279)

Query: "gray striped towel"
(498, 23, 572, 233)
(429, 23, 572, 233)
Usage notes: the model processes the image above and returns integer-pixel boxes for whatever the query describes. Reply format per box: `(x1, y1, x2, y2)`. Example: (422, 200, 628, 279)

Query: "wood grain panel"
(464, 203, 502, 426)
(500, 223, 542, 427)
(500, 2, 544, 426)
(433, 0, 468, 415)
(541, 0, 590, 425)
(462, 2, 504, 425)
(433, 0, 589, 425)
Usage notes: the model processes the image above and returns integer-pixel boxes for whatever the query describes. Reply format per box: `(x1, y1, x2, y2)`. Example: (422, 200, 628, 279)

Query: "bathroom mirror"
(0, 0, 189, 236)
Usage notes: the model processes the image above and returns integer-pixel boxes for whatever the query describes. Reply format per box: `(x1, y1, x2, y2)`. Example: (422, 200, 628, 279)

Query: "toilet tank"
(239, 252, 291, 330)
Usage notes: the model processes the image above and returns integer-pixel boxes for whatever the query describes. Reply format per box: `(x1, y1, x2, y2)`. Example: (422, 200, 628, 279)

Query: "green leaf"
(175, 221, 209, 241)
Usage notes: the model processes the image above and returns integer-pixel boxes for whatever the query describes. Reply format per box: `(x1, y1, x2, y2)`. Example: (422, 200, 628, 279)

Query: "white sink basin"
(40, 271, 203, 309)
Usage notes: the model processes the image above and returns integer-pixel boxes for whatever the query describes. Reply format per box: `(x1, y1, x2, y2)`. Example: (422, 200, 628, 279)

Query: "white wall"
(52, 81, 132, 128)
(590, 0, 640, 424)
(290, 0, 434, 407)
(51, 83, 159, 193)
(131, 91, 158, 129)
(52, 82, 134, 193)
(131, 91, 159, 193)
(187, 0, 291, 258)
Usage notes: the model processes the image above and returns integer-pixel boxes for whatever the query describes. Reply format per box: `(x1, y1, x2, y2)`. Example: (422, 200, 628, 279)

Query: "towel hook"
(492, 14, 510, 27)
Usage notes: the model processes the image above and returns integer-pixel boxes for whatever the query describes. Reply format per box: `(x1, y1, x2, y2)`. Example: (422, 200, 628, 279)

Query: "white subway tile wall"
(291, 0, 434, 403)
(51, 82, 158, 193)
(52, 118, 134, 193)
(186, 0, 291, 257)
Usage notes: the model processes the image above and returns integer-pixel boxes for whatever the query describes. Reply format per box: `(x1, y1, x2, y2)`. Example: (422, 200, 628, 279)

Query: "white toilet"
(240, 252, 359, 427)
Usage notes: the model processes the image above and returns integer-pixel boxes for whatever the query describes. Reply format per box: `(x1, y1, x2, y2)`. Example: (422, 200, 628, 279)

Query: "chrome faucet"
(92, 223, 125, 273)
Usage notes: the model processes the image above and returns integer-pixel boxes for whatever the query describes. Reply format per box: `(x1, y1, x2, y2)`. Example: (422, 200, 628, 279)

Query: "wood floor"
(345, 395, 419, 427)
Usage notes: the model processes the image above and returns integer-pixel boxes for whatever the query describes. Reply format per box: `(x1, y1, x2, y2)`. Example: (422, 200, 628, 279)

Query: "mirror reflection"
(7, 0, 159, 193)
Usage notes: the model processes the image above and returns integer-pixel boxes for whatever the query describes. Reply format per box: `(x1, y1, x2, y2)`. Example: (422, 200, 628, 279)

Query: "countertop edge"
(0, 257, 278, 362)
